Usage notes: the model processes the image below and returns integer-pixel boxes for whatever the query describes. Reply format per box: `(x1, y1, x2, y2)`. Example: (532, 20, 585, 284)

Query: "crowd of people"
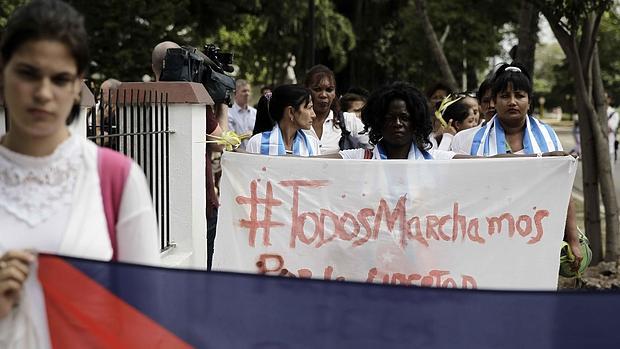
(0, 0, 592, 346)
(224, 62, 582, 272)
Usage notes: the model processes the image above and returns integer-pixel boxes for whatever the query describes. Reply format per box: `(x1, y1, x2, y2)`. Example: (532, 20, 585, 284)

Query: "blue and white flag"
(470, 115, 562, 156)
(258, 124, 318, 156)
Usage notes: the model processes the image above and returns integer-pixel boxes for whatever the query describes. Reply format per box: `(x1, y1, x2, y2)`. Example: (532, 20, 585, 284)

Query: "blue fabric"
(60, 254, 620, 348)
(260, 131, 272, 155)
(259, 126, 314, 156)
(528, 116, 549, 153)
(470, 126, 487, 156)
(472, 116, 560, 155)
(494, 118, 508, 154)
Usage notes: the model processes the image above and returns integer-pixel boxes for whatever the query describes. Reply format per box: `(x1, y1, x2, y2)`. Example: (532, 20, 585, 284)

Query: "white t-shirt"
(429, 132, 453, 151)
(451, 126, 483, 155)
(303, 111, 369, 155)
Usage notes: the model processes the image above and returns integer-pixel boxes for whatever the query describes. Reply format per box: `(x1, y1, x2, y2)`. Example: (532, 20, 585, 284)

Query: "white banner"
(214, 152, 577, 290)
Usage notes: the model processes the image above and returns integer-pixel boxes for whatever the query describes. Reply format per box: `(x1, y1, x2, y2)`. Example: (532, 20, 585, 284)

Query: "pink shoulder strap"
(97, 147, 132, 261)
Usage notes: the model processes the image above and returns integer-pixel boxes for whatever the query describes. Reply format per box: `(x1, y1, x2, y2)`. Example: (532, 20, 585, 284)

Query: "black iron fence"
(88, 89, 173, 252)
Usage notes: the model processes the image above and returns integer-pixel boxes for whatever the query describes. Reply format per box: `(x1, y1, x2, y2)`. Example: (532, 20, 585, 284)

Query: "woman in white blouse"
(303, 65, 369, 154)
(246, 84, 320, 156)
(0, 1, 158, 346)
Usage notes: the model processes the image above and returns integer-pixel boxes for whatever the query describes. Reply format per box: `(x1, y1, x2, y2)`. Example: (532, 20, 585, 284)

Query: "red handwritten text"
(236, 180, 284, 247)
(255, 254, 477, 289)
(237, 180, 551, 249)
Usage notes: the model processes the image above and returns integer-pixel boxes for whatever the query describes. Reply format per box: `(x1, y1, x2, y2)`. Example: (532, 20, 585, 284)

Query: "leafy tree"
(65, 0, 195, 82)
(533, 42, 573, 111)
(62, 0, 254, 83)
(336, 0, 520, 93)
(209, 0, 355, 87)
(414, 0, 458, 91)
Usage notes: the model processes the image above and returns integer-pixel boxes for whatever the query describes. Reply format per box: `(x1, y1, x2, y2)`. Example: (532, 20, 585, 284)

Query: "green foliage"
(209, 0, 355, 87)
(335, 0, 520, 93)
(599, 11, 620, 103)
(0, 0, 26, 28)
(65, 0, 198, 82)
(315, 0, 356, 72)
(534, 43, 574, 112)
(532, 0, 612, 29)
(5, 0, 614, 104)
(534, 43, 562, 94)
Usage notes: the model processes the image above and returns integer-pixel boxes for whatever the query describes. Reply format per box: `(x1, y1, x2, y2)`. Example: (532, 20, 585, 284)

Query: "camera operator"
(151, 41, 227, 271)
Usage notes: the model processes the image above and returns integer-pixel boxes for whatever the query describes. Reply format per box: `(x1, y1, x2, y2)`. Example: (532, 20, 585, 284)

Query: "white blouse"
(0, 134, 159, 348)
(0, 134, 159, 264)
(303, 111, 369, 155)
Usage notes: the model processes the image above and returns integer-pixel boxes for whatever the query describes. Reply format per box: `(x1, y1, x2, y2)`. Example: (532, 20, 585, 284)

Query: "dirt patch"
(558, 262, 620, 289)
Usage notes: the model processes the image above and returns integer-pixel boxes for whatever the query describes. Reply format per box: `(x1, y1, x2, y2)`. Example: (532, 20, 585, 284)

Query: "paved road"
(554, 124, 620, 203)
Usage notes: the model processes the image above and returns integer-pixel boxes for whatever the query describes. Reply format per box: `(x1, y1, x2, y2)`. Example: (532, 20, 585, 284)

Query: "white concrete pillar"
(117, 82, 213, 269)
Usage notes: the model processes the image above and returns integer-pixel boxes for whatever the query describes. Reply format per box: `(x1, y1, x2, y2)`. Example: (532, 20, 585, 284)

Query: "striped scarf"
(374, 143, 433, 160)
(259, 124, 316, 156)
(470, 115, 562, 156)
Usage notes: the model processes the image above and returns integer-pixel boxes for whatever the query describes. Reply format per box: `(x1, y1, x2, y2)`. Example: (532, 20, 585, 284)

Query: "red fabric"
(364, 148, 373, 159)
(97, 147, 132, 261)
(206, 107, 219, 218)
(38, 256, 192, 349)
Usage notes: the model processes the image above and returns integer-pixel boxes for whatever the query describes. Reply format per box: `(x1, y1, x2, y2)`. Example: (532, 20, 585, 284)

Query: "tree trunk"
(578, 84, 603, 262)
(514, 0, 539, 76)
(413, 0, 458, 91)
(569, 41, 618, 261)
(592, 44, 620, 260)
(542, 10, 606, 262)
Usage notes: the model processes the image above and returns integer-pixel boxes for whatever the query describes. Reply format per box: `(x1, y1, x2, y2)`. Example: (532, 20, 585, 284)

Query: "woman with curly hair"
(338, 82, 457, 160)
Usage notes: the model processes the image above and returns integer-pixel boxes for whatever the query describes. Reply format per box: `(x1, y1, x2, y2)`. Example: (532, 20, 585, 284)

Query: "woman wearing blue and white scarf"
(246, 85, 320, 156)
(452, 64, 562, 156)
(451, 62, 583, 270)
